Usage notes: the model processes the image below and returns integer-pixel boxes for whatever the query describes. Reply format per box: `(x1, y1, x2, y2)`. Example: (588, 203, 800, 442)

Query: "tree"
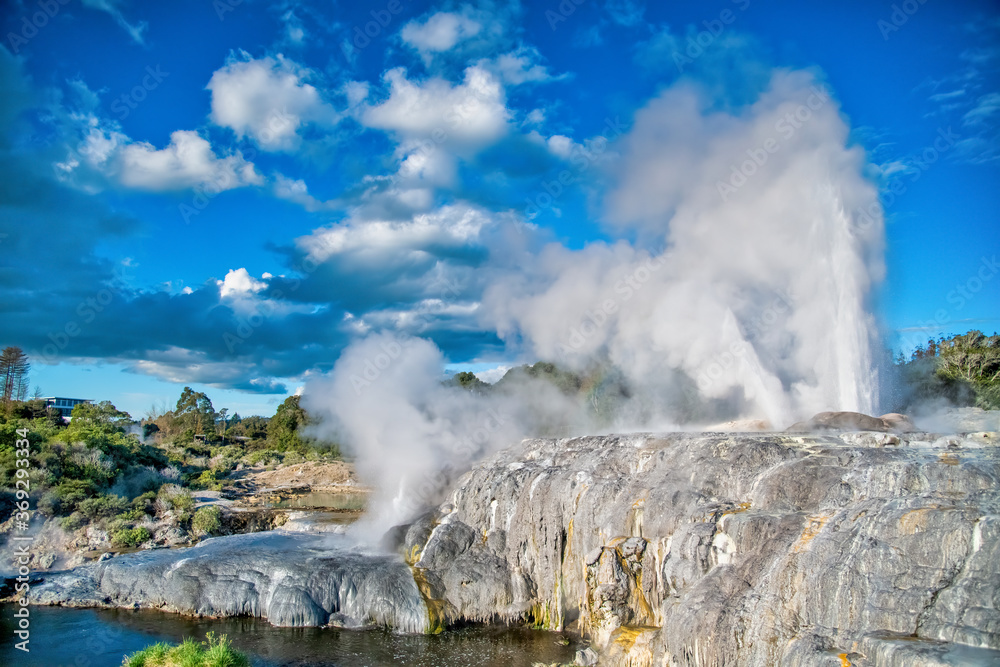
(449, 371, 487, 393)
(70, 401, 133, 432)
(174, 387, 216, 439)
(0, 346, 30, 408)
(897, 330, 1000, 410)
(267, 396, 309, 451)
(217, 408, 229, 445)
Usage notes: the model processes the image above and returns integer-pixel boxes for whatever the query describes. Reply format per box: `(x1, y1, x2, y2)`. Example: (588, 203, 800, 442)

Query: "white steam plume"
(304, 68, 887, 537)
(483, 69, 885, 428)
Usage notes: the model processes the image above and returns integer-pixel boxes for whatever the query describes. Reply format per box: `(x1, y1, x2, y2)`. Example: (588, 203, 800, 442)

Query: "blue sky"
(2, 0, 998, 418)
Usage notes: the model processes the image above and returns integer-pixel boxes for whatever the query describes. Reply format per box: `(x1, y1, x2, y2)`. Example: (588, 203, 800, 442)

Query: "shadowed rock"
(786, 410, 917, 433)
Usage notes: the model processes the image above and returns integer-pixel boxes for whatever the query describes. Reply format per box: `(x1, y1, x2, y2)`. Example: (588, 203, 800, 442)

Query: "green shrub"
(60, 512, 88, 531)
(78, 494, 129, 519)
(190, 469, 223, 491)
(192, 506, 222, 536)
(158, 485, 194, 512)
(123, 632, 249, 667)
(244, 450, 281, 467)
(115, 506, 148, 523)
(111, 525, 151, 548)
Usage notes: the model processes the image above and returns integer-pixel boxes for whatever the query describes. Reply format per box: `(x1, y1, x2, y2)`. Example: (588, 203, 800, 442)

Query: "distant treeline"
(895, 330, 1000, 410)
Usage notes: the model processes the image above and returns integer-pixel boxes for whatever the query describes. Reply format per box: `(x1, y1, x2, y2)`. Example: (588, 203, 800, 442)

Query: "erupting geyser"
(304, 68, 887, 534)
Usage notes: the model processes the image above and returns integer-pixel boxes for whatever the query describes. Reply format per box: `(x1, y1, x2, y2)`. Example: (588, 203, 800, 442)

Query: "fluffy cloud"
(118, 131, 262, 191)
(59, 123, 261, 193)
(272, 173, 336, 212)
(218, 268, 268, 299)
(401, 11, 483, 61)
(207, 53, 340, 151)
(363, 66, 509, 152)
(478, 47, 558, 86)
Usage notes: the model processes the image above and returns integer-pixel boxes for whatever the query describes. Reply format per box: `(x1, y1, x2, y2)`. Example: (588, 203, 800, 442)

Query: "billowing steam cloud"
(484, 69, 885, 428)
(305, 68, 886, 536)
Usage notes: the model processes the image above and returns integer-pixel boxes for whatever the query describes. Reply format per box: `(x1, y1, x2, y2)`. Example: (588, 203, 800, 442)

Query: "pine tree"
(0, 346, 30, 408)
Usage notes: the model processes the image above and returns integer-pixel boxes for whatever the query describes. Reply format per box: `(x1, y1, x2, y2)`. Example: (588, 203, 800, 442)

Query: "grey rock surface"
(22, 429, 1000, 666)
(30, 531, 429, 632)
(405, 430, 1000, 666)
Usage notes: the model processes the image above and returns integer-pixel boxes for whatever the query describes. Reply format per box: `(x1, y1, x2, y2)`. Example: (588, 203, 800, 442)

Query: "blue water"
(0, 604, 579, 666)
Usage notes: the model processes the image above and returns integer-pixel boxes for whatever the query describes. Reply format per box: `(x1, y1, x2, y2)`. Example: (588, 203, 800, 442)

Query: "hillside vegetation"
(897, 330, 1000, 410)
(0, 389, 339, 549)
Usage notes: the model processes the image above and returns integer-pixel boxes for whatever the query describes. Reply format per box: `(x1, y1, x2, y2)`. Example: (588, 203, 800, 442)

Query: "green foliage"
(158, 484, 195, 512)
(8, 399, 64, 426)
(110, 525, 151, 548)
(448, 371, 488, 392)
(192, 506, 222, 536)
(898, 330, 1000, 410)
(122, 633, 249, 667)
(266, 395, 309, 452)
(69, 401, 132, 432)
(78, 493, 129, 519)
(190, 469, 223, 491)
(174, 387, 216, 438)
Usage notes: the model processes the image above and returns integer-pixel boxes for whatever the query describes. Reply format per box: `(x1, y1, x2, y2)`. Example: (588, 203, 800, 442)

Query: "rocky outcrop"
(23, 429, 1000, 666)
(786, 411, 917, 433)
(400, 430, 1000, 665)
(29, 531, 429, 632)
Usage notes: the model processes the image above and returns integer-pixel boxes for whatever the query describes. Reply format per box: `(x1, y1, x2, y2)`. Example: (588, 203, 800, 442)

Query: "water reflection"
(0, 604, 579, 667)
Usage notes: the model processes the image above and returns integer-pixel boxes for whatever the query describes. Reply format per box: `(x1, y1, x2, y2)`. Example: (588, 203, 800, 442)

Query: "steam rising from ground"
(304, 69, 887, 535)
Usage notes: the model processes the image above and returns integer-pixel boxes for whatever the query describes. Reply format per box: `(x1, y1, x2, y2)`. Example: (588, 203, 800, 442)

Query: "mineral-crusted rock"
(29, 531, 429, 632)
(21, 430, 1000, 666)
(402, 431, 1000, 665)
(785, 410, 917, 432)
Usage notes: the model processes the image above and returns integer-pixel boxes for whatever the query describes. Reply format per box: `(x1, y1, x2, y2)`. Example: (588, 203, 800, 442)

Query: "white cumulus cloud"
(363, 66, 509, 152)
(207, 53, 340, 151)
(401, 11, 483, 61)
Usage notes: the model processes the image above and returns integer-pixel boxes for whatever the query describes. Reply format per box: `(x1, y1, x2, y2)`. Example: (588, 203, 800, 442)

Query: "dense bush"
(78, 494, 129, 520)
(192, 506, 222, 536)
(111, 525, 152, 548)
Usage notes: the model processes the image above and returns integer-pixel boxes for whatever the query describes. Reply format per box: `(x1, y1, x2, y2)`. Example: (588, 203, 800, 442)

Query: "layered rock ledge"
(24, 430, 1000, 666)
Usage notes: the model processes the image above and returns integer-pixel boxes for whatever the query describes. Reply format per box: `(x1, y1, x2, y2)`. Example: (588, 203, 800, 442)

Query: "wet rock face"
(31, 532, 429, 633)
(409, 431, 1000, 665)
